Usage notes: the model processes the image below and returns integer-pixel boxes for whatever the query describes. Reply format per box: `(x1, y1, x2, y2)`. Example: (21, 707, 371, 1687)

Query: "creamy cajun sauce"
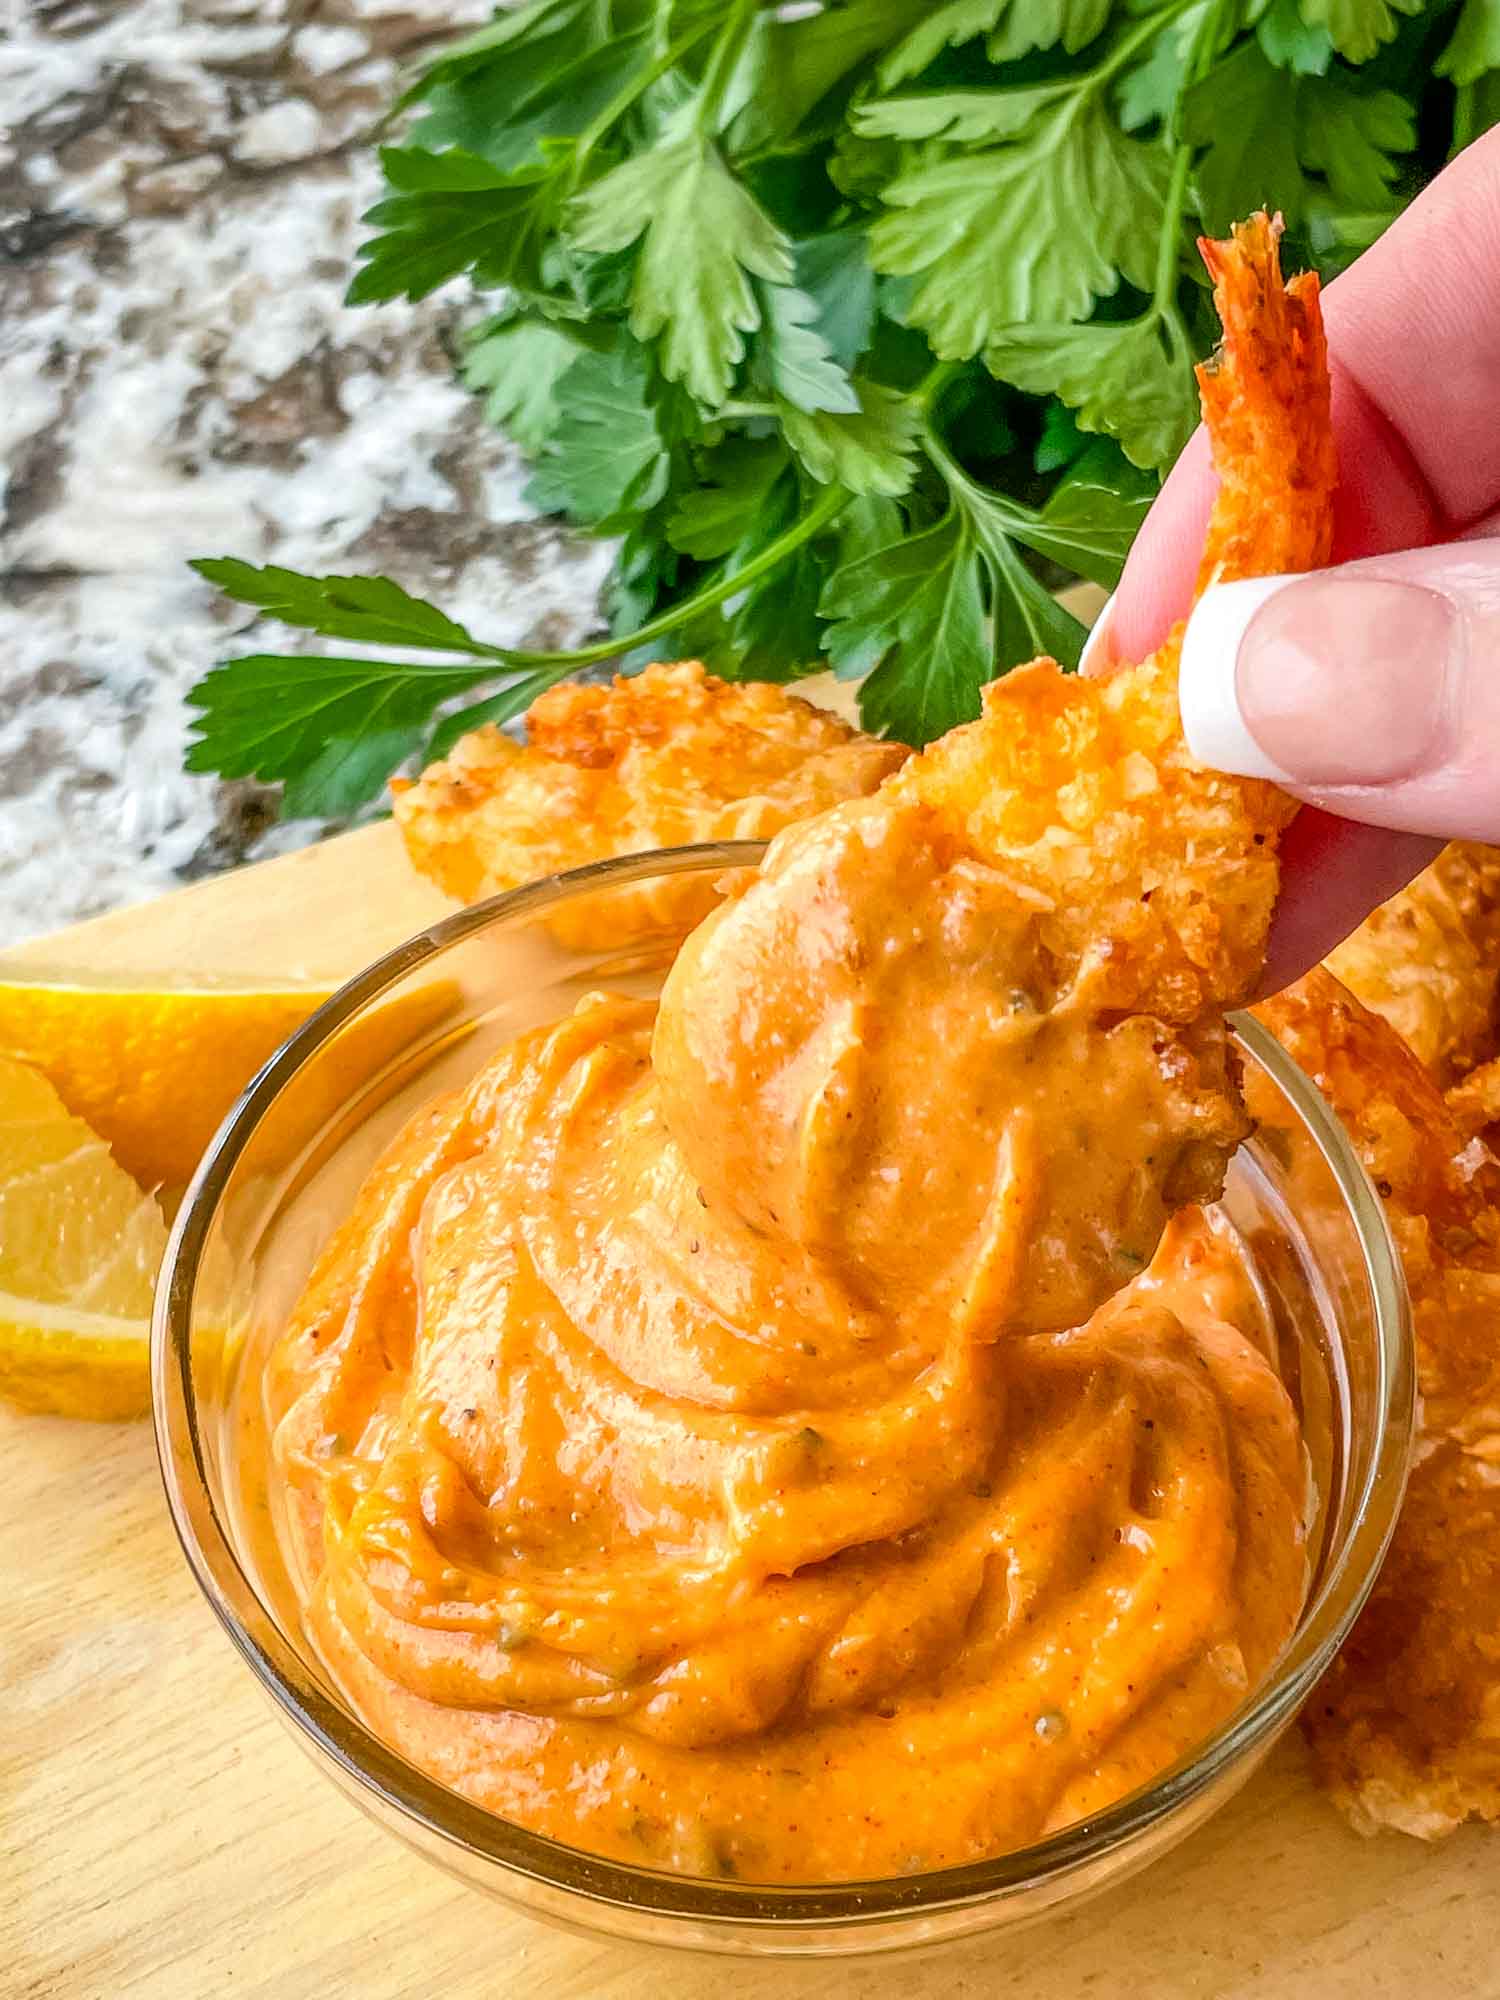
(265, 808, 1308, 1883)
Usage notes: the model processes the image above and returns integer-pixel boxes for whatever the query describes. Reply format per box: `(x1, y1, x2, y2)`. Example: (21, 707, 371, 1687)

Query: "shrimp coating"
(1257, 972, 1500, 1838)
(1449, 1056, 1500, 1146)
(654, 214, 1325, 1341)
(1327, 842, 1500, 1089)
(392, 662, 906, 945)
(1194, 223, 1338, 593)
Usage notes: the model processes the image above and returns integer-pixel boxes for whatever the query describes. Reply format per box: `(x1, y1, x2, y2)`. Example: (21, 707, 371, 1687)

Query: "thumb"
(1178, 538, 1500, 842)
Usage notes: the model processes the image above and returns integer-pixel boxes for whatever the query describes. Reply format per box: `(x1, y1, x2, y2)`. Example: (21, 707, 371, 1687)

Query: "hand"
(1090, 126, 1500, 996)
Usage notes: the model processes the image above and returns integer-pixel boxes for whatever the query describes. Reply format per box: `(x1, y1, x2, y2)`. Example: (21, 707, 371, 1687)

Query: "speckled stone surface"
(1, 0, 613, 945)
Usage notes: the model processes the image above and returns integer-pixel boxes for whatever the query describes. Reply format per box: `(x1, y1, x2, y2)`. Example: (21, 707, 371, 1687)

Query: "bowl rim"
(152, 839, 1415, 1933)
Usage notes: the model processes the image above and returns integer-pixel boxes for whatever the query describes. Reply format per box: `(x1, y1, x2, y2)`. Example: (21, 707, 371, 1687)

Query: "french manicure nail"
(1180, 572, 1456, 786)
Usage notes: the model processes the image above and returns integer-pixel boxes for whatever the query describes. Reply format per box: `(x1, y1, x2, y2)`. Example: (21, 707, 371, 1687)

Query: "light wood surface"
(7, 1409, 1498, 1999)
(7, 640, 1498, 1999)
(0, 822, 454, 987)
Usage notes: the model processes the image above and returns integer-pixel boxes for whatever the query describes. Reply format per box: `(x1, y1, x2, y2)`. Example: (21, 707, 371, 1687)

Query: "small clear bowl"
(153, 844, 1414, 1958)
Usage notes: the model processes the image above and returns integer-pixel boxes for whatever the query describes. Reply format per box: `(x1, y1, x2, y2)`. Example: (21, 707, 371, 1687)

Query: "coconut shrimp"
(392, 662, 905, 945)
(654, 214, 1329, 1342)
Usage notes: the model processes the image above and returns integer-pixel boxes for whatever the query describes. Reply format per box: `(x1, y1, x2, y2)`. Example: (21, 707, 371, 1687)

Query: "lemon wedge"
(0, 1055, 168, 1419)
(0, 977, 331, 1194)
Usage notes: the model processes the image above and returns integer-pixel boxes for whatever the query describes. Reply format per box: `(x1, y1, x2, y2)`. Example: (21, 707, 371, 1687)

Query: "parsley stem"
(1153, 142, 1193, 312)
(922, 419, 1036, 531)
(917, 362, 963, 411)
(1088, 2, 1191, 97)
(694, 0, 761, 138)
(1153, 0, 1224, 320)
(489, 482, 849, 672)
(575, 20, 717, 166)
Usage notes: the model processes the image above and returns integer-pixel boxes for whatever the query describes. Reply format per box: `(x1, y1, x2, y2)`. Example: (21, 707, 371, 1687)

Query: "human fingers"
(1178, 540, 1500, 845)
(1252, 815, 1441, 995)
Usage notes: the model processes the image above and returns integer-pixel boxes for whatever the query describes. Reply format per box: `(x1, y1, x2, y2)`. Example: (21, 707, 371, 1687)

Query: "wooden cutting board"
(5, 659, 1499, 1998)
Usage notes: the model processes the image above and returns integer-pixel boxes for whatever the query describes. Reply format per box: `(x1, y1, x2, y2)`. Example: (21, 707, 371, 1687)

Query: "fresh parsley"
(187, 0, 1492, 818)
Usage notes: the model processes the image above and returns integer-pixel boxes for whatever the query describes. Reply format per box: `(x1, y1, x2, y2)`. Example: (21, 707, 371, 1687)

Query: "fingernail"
(1077, 591, 1115, 676)
(1180, 573, 1456, 785)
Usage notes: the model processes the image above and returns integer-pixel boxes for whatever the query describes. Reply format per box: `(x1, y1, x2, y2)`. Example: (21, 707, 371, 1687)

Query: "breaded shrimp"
(392, 662, 906, 946)
(1257, 971, 1500, 1838)
(1327, 842, 1500, 1088)
(654, 215, 1329, 1341)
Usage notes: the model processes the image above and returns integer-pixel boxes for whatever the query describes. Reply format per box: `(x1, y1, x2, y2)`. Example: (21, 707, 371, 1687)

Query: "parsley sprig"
(188, 0, 1491, 816)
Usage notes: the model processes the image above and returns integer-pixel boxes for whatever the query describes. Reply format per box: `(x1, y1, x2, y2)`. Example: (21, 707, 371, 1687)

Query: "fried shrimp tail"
(1195, 212, 1338, 592)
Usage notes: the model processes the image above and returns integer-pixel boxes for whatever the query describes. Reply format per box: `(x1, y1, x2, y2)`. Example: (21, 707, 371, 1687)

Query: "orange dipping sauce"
(264, 970, 1307, 1883)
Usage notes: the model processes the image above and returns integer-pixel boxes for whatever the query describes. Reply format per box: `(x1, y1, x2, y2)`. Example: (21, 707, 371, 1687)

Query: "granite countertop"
(1, 0, 612, 947)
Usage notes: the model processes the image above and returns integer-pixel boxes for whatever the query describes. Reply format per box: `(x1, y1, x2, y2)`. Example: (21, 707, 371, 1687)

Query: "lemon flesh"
(0, 1055, 167, 1420)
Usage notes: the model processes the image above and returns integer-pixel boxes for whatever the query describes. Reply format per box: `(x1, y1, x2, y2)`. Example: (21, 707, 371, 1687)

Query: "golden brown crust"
(393, 661, 906, 907)
(1257, 971, 1500, 1838)
(888, 643, 1295, 1024)
(1327, 843, 1500, 1089)
(1448, 1055, 1500, 1147)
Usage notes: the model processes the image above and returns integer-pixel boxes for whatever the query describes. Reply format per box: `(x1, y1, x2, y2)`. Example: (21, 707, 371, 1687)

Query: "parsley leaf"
(823, 513, 989, 744)
(1183, 42, 1308, 232)
(857, 81, 1073, 147)
(666, 438, 788, 559)
(986, 310, 1198, 472)
(728, 0, 925, 153)
(759, 284, 860, 414)
(982, 529, 1090, 670)
(571, 121, 793, 405)
(606, 510, 683, 639)
(1255, 0, 1335, 72)
(1034, 401, 1090, 473)
(1300, 0, 1422, 63)
(779, 383, 921, 496)
(864, 88, 1170, 354)
(1117, 7, 1211, 131)
(185, 655, 498, 815)
(1437, 0, 1500, 84)
(1299, 76, 1416, 208)
(720, 475, 830, 681)
(411, 25, 649, 173)
(793, 229, 878, 370)
(819, 420, 1100, 747)
(928, 426, 1093, 653)
(349, 147, 556, 304)
(524, 345, 671, 526)
(1012, 454, 1157, 587)
(462, 315, 582, 454)
(395, 0, 585, 104)
(881, 0, 1113, 86)
(188, 560, 498, 655)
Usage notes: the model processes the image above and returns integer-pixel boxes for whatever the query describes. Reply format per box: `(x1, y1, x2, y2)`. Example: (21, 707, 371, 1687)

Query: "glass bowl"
(153, 844, 1414, 1958)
